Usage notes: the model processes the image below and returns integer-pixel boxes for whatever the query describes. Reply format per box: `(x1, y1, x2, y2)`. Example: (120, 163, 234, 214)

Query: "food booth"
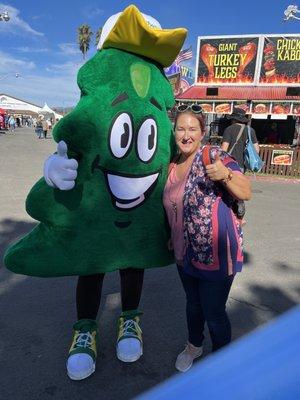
(176, 34, 300, 178)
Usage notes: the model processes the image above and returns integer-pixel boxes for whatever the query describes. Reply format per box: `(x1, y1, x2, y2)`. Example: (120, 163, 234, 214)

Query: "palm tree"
(77, 24, 93, 59)
(95, 27, 102, 47)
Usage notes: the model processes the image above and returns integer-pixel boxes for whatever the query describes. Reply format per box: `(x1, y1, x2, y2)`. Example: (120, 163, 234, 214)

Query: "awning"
(177, 86, 300, 101)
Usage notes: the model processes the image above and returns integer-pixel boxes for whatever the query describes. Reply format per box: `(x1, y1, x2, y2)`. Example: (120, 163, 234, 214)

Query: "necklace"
(167, 156, 192, 222)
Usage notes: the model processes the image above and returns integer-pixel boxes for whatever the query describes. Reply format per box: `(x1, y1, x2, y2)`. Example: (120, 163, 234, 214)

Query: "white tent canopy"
(38, 103, 63, 120)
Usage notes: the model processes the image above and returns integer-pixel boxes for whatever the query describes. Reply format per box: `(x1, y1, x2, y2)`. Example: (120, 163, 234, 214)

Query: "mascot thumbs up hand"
(44, 141, 78, 190)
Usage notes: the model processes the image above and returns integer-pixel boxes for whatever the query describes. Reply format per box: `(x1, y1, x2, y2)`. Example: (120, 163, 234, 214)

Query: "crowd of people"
(0, 114, 35, 131)
(0, 113, 55, 139)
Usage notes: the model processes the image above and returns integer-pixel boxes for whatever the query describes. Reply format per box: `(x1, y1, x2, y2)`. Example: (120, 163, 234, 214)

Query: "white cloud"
(0, 69, 80, 107)
(58, 43, 81, 56)
(83, 6, 104, 19)
(14, 46, 49, 53)
(0, 51, 83, 107)
(46, 60, 83, 75)
(0, 50, 36, 75)
(31, 14, 51, 21)
(0, 4, 44, 36)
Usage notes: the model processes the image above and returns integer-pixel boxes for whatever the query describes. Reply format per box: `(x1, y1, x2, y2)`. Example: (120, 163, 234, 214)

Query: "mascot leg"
(67, 269, 144, 380)
(117, 269, 144, 362)
(67, 274, 104, 380)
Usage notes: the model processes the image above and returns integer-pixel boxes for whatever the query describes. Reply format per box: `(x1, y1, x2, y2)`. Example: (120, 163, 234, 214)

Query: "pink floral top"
(164, 146, 244, 279)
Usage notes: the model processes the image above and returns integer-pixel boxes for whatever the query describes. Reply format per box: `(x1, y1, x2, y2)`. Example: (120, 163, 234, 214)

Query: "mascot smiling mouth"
(105, 170, 159, 210)
(92, 155, 160, 210)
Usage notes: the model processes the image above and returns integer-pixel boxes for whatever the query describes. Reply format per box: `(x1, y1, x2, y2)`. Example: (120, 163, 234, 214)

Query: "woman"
(163, 104, 251, 372)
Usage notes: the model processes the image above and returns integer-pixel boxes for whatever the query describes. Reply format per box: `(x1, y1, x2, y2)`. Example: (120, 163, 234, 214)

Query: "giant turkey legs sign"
(196, 34, 300, 86)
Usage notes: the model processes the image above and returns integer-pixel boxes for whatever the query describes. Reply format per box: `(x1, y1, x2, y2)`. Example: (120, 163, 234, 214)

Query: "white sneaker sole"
(67, 364, 96, 381)
(117, 348, 143, 363)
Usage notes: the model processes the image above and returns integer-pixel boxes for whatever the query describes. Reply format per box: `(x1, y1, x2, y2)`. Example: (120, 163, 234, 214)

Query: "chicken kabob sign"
(260, 36, 300, 84)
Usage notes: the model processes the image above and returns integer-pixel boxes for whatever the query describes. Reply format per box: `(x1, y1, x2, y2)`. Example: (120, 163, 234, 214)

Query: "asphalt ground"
(0, 128, 299, 400)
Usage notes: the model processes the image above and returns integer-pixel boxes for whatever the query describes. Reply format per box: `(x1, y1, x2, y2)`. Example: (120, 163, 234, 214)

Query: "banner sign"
(167, 73, 181, 96)
(260, 36, 300, 85)
(196, 36, 260, 85)
(271, 149, 294, 165)
(196, 34, 300, 86)
(166, 62, 195, 96)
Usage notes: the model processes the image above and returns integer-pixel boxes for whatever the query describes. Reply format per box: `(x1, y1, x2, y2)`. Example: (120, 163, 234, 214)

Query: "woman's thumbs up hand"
(205, 154, 229, 182)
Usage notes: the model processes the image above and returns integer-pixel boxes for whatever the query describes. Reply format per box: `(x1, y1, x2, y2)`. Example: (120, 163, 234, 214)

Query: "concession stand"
(176, 34, 300, 177)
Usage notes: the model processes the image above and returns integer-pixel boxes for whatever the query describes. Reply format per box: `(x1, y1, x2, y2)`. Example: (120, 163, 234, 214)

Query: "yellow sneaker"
(117, 311, 143, 363)
(66, 319, 98, 380)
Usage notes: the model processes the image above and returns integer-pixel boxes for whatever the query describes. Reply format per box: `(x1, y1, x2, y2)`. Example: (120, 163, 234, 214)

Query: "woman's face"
(175, 112, 204, 157)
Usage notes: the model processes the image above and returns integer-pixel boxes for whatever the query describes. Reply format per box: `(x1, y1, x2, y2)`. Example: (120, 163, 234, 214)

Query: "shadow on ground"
(0, 222, 298, 400)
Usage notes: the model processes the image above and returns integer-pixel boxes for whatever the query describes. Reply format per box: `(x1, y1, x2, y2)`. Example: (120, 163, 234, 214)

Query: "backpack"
(244, 126, 264, 172)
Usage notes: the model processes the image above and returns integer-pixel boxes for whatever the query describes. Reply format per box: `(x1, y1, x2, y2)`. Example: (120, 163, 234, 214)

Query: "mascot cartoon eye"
(109, 112, 133, 158)
(136, 118, 157, 163)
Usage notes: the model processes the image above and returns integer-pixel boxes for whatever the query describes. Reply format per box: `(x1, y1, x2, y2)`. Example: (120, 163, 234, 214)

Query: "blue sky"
(0, 0, 299, 107)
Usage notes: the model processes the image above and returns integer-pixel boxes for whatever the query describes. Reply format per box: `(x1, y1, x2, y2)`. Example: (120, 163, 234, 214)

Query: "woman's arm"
(205, 155, 251, 201)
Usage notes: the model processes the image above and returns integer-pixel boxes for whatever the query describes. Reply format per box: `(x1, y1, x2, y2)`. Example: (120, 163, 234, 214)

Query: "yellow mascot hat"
(97, 4, 187, 68)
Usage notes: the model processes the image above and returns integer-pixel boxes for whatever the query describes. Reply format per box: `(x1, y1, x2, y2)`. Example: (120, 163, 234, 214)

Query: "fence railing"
(259, 145, 300, 177)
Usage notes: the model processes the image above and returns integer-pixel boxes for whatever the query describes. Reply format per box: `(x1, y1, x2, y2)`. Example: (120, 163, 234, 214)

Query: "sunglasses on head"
(176, 103, 203, 114)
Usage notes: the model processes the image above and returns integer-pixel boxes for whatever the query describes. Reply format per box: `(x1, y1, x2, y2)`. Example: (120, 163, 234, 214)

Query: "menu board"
(196, 36, 260, 85)
(260, 36, 300, 85)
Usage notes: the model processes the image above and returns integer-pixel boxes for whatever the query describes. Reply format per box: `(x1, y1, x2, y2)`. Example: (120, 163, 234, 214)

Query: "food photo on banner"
(271, 149, 294, 165)
(196, 36, 260, 85)
(251, 102, 271, 114)
(271, 102, 292, 114)
(214, 102, 232, 114)
(260, 35, 300, 85)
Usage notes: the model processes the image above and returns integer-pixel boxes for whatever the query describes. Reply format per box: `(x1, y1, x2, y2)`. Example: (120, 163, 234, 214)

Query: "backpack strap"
(228, 124, 245, 155)
(202, 145, 212, 167)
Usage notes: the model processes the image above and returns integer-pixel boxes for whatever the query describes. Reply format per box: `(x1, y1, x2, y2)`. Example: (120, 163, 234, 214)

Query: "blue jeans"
(177, 266, 234, 352)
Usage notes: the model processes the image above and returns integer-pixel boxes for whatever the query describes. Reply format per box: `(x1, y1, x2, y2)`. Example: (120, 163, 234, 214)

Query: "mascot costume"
(4, 5, 187, 380)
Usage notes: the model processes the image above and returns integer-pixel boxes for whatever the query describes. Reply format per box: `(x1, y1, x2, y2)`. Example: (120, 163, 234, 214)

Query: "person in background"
(8, 115, 16, 132)
(221, 108, 258, 222)
(0, 114, 4, 130)
(4, 114, 9, 129)
(221, 108, 259, 170)
(42, 118, 49, 139)
(35, 118, 43, 139)
(163, 105, 251, 372)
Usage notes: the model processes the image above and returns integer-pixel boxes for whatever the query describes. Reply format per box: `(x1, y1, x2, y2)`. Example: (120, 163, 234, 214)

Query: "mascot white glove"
(43, 141, 78, 190)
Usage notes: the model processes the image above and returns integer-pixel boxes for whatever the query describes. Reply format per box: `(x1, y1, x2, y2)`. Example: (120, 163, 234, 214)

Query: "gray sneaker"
(175, 342, 203, 372)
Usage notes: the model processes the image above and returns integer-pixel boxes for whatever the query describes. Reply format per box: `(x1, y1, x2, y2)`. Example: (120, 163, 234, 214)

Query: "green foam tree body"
(4, 49, 176, 277)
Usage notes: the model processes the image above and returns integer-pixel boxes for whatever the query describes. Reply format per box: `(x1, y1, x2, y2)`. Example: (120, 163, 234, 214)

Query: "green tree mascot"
(4, 5, 187, 380)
